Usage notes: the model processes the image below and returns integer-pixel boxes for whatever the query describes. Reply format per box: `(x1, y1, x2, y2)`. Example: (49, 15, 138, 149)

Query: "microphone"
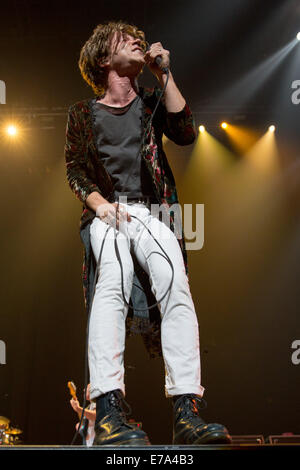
(155, 55, 169, 74)
(146, 45, 169, 74)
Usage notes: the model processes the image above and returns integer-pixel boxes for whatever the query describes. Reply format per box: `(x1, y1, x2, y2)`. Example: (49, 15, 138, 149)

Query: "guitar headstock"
(67, 381, 77, 400)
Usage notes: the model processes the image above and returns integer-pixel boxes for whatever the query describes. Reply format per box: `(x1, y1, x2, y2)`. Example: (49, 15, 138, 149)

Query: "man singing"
(64, 20, 231, 446)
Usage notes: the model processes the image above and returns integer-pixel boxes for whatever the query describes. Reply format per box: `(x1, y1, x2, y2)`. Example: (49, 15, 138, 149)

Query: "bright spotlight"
(297, 32, 300, 41)
(199, 125, 205, 133)
(6, 125, 18, 136)
(221, 122, 228, 129)
(269, 125, 276, 133)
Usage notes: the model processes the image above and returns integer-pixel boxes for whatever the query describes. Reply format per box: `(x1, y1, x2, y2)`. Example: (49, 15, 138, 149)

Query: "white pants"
(88, 202, 205, 400)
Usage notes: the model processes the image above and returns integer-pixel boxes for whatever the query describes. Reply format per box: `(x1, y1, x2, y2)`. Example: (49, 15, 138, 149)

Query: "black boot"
(172, 394, 232, 445)
(93, 389, 150, 446)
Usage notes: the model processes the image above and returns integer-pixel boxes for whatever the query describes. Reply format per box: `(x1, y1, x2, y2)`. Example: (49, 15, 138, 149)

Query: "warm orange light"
(224, 124, 260, 155)
(6, 125, 18, 136)
(268, 125, 276, 133)
(221, 122, 228, 129)
(199, 125, 205, 133)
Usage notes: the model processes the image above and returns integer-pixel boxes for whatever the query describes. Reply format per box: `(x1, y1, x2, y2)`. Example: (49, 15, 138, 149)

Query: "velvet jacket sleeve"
(163, 104, 197, 145)
(64, 104, 102, 204)
(154, 88, 197, 146)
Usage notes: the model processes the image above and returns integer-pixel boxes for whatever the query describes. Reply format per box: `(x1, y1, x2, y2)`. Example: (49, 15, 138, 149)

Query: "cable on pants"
(114, 213, 174, 309)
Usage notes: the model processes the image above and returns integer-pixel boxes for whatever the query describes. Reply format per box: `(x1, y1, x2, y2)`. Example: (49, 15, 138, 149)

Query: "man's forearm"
(157, 70, 186, 113)
(77, 406, 96, 421)
(86, 191, 108, 212)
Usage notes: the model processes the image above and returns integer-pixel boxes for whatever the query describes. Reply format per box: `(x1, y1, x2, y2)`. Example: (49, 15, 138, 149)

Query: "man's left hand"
(144, 42, 170, 78)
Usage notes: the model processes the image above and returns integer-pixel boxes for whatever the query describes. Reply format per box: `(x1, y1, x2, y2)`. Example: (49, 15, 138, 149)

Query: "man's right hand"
(70, 398, 80, 413)
(96, 202, 131, 228)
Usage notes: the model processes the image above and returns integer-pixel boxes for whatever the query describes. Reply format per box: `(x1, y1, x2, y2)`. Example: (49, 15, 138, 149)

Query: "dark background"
(0, 0, 299, 445)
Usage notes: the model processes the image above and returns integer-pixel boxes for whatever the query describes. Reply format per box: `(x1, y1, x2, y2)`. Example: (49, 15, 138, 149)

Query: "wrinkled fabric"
(88, 203, 204, 400)
(64, 86, 196, 358)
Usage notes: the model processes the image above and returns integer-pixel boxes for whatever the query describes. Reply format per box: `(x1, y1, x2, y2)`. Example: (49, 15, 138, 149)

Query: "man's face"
(106, 32, 146, 76)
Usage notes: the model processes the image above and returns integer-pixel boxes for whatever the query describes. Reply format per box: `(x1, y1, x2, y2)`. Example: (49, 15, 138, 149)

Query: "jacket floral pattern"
(64, 86, 196, 358)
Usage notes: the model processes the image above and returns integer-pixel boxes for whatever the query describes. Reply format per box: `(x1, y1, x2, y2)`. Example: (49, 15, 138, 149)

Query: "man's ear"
(98, 57, 110, 69)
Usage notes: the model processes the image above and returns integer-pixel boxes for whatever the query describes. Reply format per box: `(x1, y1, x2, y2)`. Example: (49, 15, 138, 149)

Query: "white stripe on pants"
(88, 202, 205, 400)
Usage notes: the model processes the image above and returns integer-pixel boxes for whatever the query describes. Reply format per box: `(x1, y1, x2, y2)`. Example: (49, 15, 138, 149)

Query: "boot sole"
(173, 432, 232, 445)
(95, 439, 151, 446)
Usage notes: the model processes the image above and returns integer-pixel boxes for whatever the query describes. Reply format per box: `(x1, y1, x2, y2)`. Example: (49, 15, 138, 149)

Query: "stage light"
(199, 125, 205, 133)
(6, 125, 18, 136)
(297, 32, 300, 41)
(269, 125, 276, 132)
(225, 124, 260, 155)
(221, 122, 228, 129)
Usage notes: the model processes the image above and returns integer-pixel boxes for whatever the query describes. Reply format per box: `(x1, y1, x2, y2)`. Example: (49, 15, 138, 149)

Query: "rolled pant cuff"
(90, 382, 126, 401)
(165, 384, 205, 399)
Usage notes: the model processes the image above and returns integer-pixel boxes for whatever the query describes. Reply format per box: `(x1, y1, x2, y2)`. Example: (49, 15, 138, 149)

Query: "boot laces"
(178, 394, 207, 420)
(108, 390, 132, 427)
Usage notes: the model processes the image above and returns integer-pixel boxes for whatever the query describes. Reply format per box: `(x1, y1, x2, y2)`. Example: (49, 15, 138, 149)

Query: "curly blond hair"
(78, 20, 147, 97)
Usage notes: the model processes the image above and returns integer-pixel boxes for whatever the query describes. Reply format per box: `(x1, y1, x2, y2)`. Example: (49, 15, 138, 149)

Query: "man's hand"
(96, 202, 131, 229)
(144, 42, 170, 79)
(70, 398, 80, 413)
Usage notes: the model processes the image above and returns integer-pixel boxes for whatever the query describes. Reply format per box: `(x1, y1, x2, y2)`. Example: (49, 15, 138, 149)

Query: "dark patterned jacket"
(64, 86, 196, 358)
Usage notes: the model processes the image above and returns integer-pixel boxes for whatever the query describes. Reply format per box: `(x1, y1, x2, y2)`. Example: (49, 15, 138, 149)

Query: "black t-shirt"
(92, 95, 155, 199)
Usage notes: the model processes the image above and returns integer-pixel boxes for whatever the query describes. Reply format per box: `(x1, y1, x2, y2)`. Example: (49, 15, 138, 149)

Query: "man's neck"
(98, 72, 139, 107)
